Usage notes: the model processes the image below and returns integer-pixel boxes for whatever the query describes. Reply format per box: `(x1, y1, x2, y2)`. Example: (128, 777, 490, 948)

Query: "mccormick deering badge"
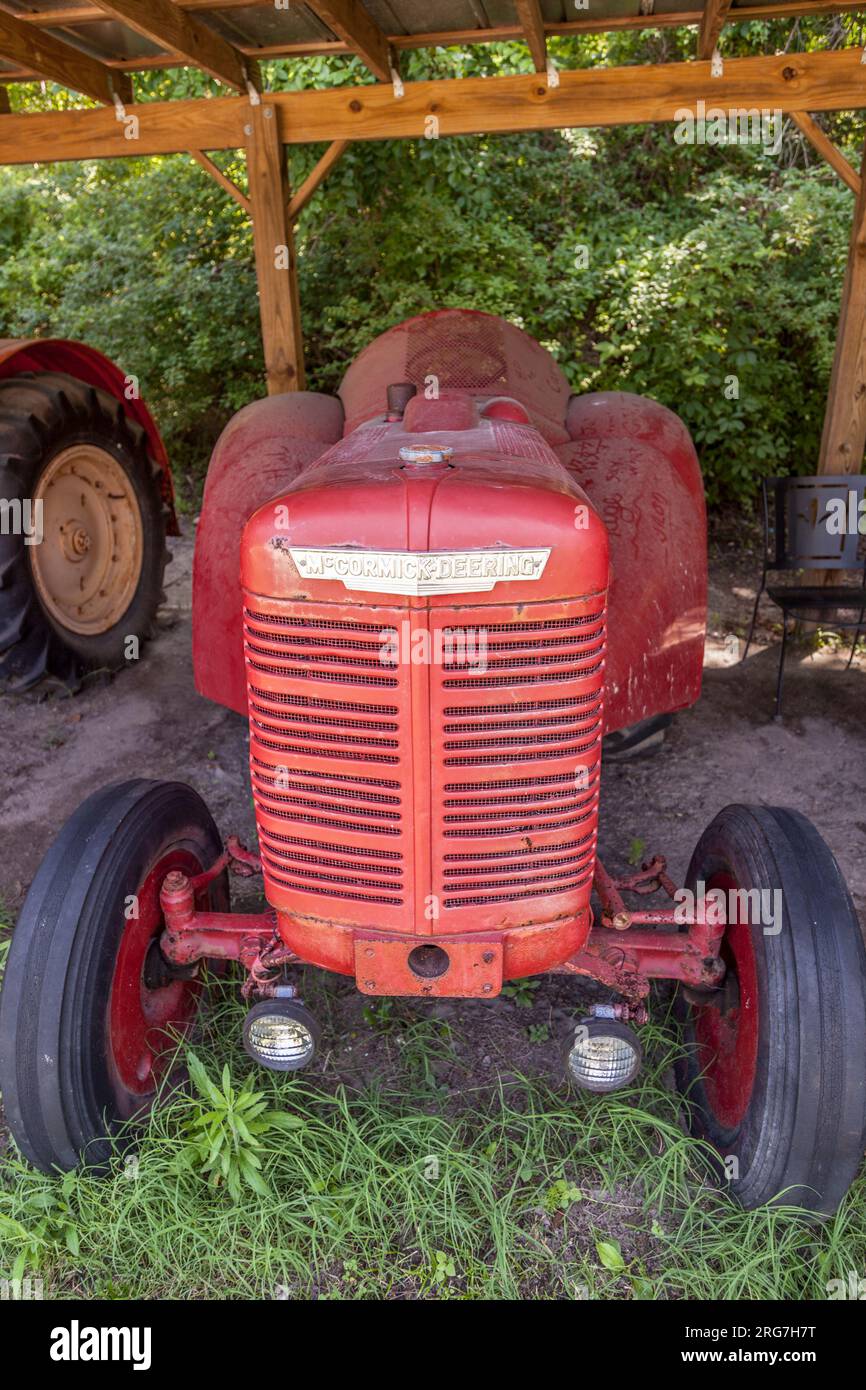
(285, 547, 551, 596)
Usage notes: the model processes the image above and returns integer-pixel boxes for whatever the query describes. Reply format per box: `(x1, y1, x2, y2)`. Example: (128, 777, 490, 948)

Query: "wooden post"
(245, 102, 304, 394)
(818, 139, 866, 475)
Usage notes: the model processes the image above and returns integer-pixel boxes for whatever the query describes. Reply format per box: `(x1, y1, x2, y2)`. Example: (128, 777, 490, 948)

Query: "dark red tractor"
(2, 310, 864, 1215)
(0, 338, 176, 691)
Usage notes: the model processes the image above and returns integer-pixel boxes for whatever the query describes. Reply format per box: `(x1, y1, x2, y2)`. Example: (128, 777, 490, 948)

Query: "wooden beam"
(302, 1, 392, 83)
(246, 103, 304, 394)
(514, 0, 547, 74)
(0, 9, 131, 106)
(790, 110, 862, 194)
(90, 0, 256, 93)
(0, 86, 9, 115)
(819, 140, 866, 475)
(188, 149, 250, 212)
(1, 50, 866, 164)
(269, 50, 866, 146)
(0, 91, 243, 161)
(698, 0, 734, 61)
(287, 140, 349, 221)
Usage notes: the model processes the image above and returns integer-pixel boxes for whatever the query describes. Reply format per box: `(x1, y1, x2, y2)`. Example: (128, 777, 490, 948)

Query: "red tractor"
(0, 339, 176, 691)
(2, 310, 865, 1215)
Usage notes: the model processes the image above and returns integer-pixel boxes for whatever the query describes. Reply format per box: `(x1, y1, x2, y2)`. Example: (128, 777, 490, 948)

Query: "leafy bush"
(0, 31, 861, 506)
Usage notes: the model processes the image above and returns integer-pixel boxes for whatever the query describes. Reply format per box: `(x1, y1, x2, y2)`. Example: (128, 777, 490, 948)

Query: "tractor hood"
(241, 396, 609, 608)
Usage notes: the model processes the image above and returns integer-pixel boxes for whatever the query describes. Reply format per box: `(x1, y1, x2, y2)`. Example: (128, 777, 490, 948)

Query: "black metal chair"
(742, 474, 866, 718)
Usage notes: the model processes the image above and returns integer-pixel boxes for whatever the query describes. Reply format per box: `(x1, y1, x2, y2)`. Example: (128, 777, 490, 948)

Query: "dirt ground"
(0, 529, 864, 1098)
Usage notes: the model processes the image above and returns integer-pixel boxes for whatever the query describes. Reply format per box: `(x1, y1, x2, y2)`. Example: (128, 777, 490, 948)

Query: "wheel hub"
(61, 523, 92, 562)
(30, 444, 144, 636)
(691, 873, 759, 1131)
(109, 850, 204, 1097)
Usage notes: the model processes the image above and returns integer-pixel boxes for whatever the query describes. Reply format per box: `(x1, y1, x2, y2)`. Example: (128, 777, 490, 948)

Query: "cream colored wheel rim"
(30, 445, 144, 637)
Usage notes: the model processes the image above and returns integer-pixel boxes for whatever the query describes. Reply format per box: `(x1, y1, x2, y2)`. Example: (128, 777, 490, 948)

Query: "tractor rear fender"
(556, 391, 707, 735)
(193, 392, 344, 713)
(0, 337, 177, 533)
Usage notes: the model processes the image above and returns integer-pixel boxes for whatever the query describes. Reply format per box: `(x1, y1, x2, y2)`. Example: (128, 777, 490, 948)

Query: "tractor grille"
(244, 602, 411, 920)
(431, 602, 604, 916)
(245, 595, 604, 931)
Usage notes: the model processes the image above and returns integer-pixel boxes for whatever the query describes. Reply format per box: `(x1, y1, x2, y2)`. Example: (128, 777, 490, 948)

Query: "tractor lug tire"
(0, 373, 168, 694)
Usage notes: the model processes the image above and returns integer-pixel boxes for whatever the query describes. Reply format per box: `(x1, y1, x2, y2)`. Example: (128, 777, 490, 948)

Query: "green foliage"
(0, 29, 863, 506)
(543, 1179, 583, 1212)
(596, 1237, 626, 1273)
(174, 1053, 303, 1201)
(429, 1250, 457, 1287)
(0, 898, 11, 986)
(0, 996, 864, 1299)
(501, 978, 541, 1007)
(0, 157, 259, 499)
(0, 1169, 81, 1282)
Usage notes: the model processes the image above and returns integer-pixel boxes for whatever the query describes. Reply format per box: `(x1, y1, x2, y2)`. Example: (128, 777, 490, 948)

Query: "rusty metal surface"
(551, 851, 727, 1002)
(593, 853, 682, 930)
(354, 932, 504, 997)
(205, 4, 340, 49)
(554, 925, 725, 1002)
(0, 0, 828, 77)
(158, 834, 726, 1006)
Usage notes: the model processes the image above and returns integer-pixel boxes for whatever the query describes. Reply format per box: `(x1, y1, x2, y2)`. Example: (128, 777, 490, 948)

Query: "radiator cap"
(398, 445, 454, 466)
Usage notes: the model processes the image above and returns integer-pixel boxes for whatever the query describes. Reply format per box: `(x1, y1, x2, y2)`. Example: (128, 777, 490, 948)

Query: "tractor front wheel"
(675, 804, 866, 1214)
(0, 780, 227, 1173)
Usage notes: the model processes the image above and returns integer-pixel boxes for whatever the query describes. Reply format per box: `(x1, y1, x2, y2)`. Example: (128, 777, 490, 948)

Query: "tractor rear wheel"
(0, 780, 227, 1173)
(0, 373, 168, 692)
(675, 804, 866, 1215)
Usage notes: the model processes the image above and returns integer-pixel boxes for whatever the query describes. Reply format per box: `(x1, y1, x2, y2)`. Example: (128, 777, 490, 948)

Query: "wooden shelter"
(0, 1, 865, 476)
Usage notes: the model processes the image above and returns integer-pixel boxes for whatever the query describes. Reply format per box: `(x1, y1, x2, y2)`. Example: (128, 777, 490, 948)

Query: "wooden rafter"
(514, 0, 547, 74)
(790, 110, 862, 195)
(698, 0, 734, 60)
(288, 140, 350, 221)
(188, 149, 250, 212)
(0, 9, 131, 105)
(90, 0, 257, 93)
(302, 1, 392, 83)
(1, 49, 865, 164)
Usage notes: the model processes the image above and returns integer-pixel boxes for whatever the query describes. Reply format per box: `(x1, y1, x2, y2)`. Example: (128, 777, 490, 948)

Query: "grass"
(0, 900, 10, 1001)
(0, 973, 863, 1300)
